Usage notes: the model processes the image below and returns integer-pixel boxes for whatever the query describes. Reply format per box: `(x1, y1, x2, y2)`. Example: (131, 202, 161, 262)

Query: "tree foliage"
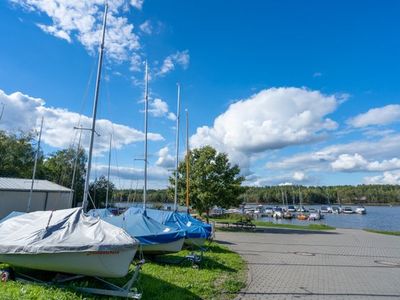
(43, 147, 87, 207)
(0, 130, 45, 178)
(89, 175, 115, 209)
(169, 146, 245, 216)
(239, 185, 400, 205)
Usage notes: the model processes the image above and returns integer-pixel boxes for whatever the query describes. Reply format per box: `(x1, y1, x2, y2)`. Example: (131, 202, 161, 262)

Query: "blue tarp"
(138, 208, 212, 239)
(87, 208, 114, 218)
(98, 208, 185, 246)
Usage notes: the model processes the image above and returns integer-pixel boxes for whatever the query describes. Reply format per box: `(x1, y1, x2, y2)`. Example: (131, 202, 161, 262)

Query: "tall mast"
(105, 133, 112, 208)
(69, 128, 83, 206)
(27, 116, 44, 212)
(82, 3, 108, 211)
(173, 83, 181, 211)
(185, 109, 190, 213)
(143, 61, 149, 211)
(0, 103, 4, 122)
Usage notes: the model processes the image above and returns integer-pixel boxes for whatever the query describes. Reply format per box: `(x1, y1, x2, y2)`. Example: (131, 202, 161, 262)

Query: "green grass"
(253, 221, 335, 230)
(211, 216, 335, 231)
(0, 242, 246, 300)
(364, 229, 400, 236)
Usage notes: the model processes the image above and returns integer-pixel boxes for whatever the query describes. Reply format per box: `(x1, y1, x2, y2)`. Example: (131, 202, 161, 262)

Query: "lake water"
(257, 205, 400, 231)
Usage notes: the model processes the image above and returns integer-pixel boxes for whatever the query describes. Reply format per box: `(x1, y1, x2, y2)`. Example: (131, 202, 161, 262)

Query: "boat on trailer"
(0, 208, 138, 278)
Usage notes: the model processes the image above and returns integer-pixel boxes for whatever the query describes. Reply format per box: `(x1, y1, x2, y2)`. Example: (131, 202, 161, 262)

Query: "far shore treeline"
(1, 130, 400, 212)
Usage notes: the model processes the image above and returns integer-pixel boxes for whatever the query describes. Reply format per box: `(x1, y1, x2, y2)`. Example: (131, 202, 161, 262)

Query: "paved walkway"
(216, 228, 400, 300)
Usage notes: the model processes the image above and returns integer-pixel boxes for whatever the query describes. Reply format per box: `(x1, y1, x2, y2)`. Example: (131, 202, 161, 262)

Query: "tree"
(0, 130, 45, 178)
(89, 175, 115, 210)
(43, 146, 87, 207)
(169, 146, 244, 217)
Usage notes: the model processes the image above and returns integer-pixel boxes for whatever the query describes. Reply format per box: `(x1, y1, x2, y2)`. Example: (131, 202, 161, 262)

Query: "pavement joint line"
(237, 292, 400, 298)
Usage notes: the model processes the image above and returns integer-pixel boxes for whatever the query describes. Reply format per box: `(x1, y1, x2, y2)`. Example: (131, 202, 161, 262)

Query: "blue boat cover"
(97, 208, 185, 246)
(142, 208, 211, 239)
(87, 208, 114, 218)
(178, 212, 213, 235)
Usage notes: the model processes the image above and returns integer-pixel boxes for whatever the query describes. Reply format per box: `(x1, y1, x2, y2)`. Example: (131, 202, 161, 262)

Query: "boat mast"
(0, 103, 4, 122)
(185, 109, 190, 213)
(69, 128, 83, 206)
(27, 116, 44, 212)
(143, 60, 149, 211)
(82, 3, 108, 211)
(173, 83, 181, 211)
(105, 133, 112, 208)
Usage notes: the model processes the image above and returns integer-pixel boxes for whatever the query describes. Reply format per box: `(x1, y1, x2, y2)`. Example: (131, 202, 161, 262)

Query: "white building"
(0, 177, 73, 219)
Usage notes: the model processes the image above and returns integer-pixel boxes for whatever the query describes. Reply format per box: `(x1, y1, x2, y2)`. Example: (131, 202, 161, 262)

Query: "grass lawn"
(211, 217, 335, 231)
(364, 229, 400, 236)
(0, 242, 246, 300)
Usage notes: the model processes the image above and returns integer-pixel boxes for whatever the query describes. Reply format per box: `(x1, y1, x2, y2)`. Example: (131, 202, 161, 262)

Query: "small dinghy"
(0, 207, 138, 278)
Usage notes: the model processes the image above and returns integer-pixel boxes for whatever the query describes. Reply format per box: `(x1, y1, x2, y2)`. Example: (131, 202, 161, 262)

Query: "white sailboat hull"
(142, 238, 184, 255)
(0, 247, 136, 278)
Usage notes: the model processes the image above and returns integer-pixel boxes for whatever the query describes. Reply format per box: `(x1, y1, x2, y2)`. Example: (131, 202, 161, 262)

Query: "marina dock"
(216, 228, 400, 299)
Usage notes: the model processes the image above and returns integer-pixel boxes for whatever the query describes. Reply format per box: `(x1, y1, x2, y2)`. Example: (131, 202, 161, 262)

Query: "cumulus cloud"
(93, 164, 169, 181)
(191, 87, 341, 171)
(245, 171, 311, 187)
(364, 171, 400, 185)
(130, 0, 144, 10)
(155, 146, 175, 169)
(11, 0, 142, 68)
(331, 153, 368, 171)
(139, 20, 152, 35)
(146, 98, 176, 121)
(0, 89, 163, 155)
(347, 104, 400, 128)
(157, 50, 190, 76)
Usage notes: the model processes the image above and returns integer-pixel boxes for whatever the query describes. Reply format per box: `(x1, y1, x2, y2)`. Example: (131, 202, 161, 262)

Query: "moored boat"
(355, 206, 367, 214)
(0, 208, 138, 277)
(342, 207, 354, 214)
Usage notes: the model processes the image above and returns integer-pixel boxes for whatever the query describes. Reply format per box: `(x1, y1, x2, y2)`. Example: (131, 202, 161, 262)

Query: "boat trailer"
(1, 259, 145, 299)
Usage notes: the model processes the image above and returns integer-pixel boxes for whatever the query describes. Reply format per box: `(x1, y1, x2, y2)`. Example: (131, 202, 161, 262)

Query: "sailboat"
(0, 4, 139, 278)
(144, 105, 212, 247)
(90, 62, 185, 255)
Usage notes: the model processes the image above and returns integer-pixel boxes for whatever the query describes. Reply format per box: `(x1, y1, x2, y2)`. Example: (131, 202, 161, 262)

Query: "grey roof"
(0, 177, 71, 192)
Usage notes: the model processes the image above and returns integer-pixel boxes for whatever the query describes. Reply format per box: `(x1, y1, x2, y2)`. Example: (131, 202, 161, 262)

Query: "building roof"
(0, 177, 71, 192)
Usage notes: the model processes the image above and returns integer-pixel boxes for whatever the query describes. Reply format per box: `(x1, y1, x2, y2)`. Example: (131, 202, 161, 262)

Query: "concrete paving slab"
(216, 228, 400, 300)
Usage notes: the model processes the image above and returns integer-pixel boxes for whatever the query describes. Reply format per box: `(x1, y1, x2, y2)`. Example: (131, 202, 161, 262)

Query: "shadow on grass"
(149, 254, 236, 273)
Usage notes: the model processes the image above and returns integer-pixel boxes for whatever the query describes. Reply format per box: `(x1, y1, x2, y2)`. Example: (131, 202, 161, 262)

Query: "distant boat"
(297, 213, 308, 220)
(273, 207, 284, 218)
(331, 206, 341, 214)
(297, 205, 308, 212)
(355, 206, 367, 214)
(342, 207, 354, 214)
(308, 210, 322, 221)
(320, 206, 332, 213)
(287, 205, 297, 212)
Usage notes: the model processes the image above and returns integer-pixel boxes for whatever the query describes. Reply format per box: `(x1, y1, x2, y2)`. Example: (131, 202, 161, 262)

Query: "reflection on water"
(258, 205, 400, 231)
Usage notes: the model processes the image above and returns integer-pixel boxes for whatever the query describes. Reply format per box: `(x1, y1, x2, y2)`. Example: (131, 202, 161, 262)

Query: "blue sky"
(1, 0, 400, 188)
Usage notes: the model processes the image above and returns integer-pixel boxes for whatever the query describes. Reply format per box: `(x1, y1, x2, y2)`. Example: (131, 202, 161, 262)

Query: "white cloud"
(331, 153, 368, 171)
(313, 72, 322, 77)
(36, 24, 71, 42)
(347, 104, 400, 128)
(293, 171, 307, 181)
(0, 89, 163, 155)
(139, 20, 152, 35)
(364, 171, 400, 185)
(155, 146, 175, 169)
(157, 50, 190, 76)
(11, 0, 142, 66)
(93, 164, 169, 181)
(146, 98, 176, 121)
(191, 87, 341, 171)
(130, 0, 144, 10)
